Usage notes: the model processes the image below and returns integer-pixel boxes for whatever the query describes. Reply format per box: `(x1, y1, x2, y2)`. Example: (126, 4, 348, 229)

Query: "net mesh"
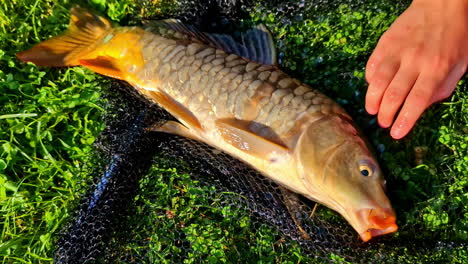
(54, 0, 467, 263)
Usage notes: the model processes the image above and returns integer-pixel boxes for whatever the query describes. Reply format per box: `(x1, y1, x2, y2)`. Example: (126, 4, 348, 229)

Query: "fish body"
(17, 7, 398, 242)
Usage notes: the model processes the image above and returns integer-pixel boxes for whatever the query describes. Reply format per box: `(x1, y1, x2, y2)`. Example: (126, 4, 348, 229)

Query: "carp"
(17, 7, 398, 242)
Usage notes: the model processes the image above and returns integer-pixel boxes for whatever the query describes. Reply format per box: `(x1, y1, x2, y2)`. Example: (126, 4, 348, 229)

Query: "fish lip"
(359, 224, 398, 242)
(355, 207, 398, 242)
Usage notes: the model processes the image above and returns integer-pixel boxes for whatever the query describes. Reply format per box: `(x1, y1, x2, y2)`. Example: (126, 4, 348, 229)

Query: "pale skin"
(366, 0, 468, 139)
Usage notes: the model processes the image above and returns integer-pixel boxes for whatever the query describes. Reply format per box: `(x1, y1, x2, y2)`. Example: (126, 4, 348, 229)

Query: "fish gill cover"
(0, 0, 467, 263)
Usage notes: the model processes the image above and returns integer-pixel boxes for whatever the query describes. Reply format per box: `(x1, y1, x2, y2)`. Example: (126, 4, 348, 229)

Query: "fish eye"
(359, 165, 373, 177)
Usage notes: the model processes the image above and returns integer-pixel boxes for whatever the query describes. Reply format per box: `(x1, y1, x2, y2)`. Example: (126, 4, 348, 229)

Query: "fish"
(17, 6, 398, 242)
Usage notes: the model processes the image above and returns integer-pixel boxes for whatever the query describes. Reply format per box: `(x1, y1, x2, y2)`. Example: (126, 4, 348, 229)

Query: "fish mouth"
(355, 208, 398, 242)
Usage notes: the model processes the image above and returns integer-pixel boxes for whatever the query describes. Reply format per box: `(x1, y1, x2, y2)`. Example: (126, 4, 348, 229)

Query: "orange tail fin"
(16, 6, 112, 67)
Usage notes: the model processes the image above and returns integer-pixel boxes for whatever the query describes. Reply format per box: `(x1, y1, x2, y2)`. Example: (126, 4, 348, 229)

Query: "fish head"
(294, 114, 397, 242)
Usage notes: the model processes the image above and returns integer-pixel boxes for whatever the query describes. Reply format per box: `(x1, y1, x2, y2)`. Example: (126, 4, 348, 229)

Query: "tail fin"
(16, 6, 112, 67)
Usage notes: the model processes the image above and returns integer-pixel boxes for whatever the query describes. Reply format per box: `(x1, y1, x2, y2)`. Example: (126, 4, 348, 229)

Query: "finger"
(366, 52, 383, 83)
(431, 61, 467, 103)
(365, 31, 397, 83)
(377, 67, 418, 128)
(390, 73, 441, 139)
(365, 59, 400, 115)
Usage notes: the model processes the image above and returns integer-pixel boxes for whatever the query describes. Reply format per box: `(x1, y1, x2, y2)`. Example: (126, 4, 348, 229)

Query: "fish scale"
(137, 30, 343, 140)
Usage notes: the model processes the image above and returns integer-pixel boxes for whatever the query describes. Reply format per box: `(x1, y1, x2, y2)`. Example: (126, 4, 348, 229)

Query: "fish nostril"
(382, 180, 387, 191)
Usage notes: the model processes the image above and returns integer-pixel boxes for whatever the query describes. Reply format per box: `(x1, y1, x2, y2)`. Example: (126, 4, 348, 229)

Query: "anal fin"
(148, 120, 200, 141)
(80, 56, 125, 80)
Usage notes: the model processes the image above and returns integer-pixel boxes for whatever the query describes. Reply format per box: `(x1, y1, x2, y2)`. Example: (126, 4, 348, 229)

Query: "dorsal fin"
(144, 19, 277, 65)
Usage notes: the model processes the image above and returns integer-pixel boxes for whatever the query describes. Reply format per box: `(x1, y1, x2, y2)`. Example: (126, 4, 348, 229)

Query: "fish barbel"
(17, 7, 398, 242)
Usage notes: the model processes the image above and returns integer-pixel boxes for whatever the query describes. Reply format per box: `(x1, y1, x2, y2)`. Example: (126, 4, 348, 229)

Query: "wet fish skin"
(16, 7, 398, 242)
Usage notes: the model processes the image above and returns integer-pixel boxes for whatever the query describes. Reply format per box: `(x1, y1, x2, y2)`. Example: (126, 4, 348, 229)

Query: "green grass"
(0, 1, 107, 262)
(0, 0, 467, 263)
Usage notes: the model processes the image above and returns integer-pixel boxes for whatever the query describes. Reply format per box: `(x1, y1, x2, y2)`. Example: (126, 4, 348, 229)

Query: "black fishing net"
(54, 0, 467, 263)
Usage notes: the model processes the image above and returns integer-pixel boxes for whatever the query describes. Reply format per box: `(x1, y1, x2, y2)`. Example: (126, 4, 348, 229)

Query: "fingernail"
(391, 123, 405, 139)
(378, 119, 390, 128)
(391, 128, 402, 139)
(366, 107, 377, 115)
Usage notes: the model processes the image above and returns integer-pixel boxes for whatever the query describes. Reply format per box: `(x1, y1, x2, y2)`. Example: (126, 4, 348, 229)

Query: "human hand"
(365, 0, 468, 139)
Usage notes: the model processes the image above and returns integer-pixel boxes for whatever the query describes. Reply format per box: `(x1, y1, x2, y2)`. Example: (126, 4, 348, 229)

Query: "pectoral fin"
(215, 118, 289, 160)
(280, 187, 311, 240)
